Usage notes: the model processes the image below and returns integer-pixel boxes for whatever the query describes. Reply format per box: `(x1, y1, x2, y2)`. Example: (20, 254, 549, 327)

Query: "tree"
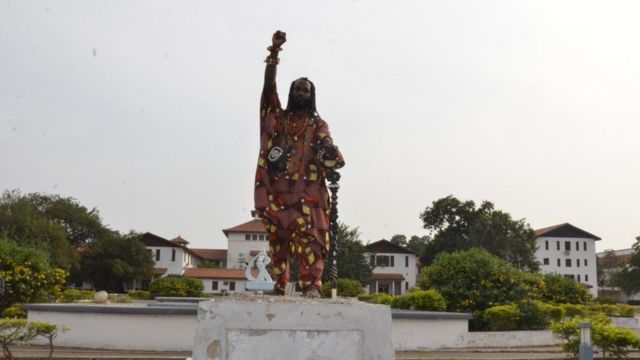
(597, 249, 623, 292)
(419, 195, 539, 271)
(389, 234, 407, 247)
(321, 223, 372, 285)
(0, 238, 67, 310)
(0, 191, 76, 269)
(80, 232, 153, 292)
(406, 235, 429, 258)
(613, 238, 640, 296)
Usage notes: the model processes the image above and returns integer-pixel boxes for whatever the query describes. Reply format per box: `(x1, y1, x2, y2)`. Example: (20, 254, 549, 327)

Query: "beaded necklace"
(285, 112, 308, 141)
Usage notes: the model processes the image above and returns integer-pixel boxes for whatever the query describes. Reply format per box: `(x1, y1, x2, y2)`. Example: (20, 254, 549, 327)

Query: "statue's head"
(286, 77, 318, 115)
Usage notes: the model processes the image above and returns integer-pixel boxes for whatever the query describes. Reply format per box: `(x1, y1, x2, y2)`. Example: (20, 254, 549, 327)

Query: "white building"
(364, 240, 418, 295)
(183, 268, 247, 294)
(223, 218, 270, 269)
(534, 223, 600, 297)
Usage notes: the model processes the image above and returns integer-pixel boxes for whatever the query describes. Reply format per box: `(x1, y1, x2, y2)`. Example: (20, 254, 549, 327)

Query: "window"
(584, 259, 588, 266)
(583, 241, 587, 251)
(405, 256, 409, 267)
(252, 234, 258, 240)
(259, 234, 265, 240)
(557, 258, 561, 267)
(376, 255, 391, 267)
(565, 259, 572, 267)
(212, 281, 218, 291)
(147, 249, 152, 258)
(245, 234, 250, 241)
(545, 240, 549, 250)
(543, 258, 549, 265)
(378, 284, 389, 294)
(172, 249, 176, 261)
(585, 274, 589, 282)
(223, 281, 229, 286)
(576, 241, 580, 251)
(564, 241, 571, 251)
(577, 259, 580, 267)
(229, 282, 236, 291)
(155, 249, 160, 261)
(564, 274, 575, 280)
(405, 282, 408, 291)
(391, 256, 395, 267)
(370, 255, 375, 266)
(556, 241, 560, 250)
(577, 274, 581, 282)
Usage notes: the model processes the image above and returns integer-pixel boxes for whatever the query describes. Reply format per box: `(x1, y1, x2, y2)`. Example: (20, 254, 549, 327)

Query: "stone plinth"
(192, 296, 393, 360)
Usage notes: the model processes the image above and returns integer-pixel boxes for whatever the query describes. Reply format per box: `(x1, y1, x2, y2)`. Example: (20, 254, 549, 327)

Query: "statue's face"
(292, 79, 312, 107)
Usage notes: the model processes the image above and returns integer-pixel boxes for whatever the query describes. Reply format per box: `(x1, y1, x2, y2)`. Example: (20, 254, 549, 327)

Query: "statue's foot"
(303, 288, 321, 298)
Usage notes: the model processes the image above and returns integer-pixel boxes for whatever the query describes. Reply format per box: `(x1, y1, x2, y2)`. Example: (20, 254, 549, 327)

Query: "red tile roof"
(371, 273, 405, 281)
(153, 268, 167, 275)
(223, 219, 267, 236)
(183, 268, 247, 280)
(190, 249, 227, 261)
(170, 235, 189, 245)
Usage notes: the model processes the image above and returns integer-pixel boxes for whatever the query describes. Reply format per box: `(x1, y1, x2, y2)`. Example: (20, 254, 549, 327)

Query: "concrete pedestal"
(192, 297, 393, 360)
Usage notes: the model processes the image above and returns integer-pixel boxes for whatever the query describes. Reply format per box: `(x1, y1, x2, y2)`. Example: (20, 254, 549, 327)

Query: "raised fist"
(272, 31, 287, 48)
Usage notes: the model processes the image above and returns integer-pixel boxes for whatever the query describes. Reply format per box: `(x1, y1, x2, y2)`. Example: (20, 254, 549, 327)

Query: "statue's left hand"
(322, 144, 339, 160)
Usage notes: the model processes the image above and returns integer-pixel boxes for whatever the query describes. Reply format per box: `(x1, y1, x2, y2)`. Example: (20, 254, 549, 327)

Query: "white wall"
(146, 246, 188, 275)
(198, 278, 247, 294)
(535, 236, 598, 296)
(226, 232, 269, 269)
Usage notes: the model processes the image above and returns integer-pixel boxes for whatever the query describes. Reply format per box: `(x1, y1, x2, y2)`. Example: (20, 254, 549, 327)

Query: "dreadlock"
(285, 77, 319, 116)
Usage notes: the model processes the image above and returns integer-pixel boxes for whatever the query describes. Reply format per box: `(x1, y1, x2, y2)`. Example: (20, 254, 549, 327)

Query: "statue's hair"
(285, 77, 318, 116)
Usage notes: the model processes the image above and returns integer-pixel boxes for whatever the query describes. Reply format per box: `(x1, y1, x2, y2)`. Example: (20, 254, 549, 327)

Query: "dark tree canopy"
(0, 190, 153, 291)
(80, 232, 154, 292)
(613, 238, 640, 296)
(389, 234, 407, 247)
(321, 223, 372, 285)
(419, 195, 539, 271)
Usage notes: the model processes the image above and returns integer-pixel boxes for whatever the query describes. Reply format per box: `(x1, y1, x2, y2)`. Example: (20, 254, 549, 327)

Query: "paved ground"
(8, 345, 640, 360)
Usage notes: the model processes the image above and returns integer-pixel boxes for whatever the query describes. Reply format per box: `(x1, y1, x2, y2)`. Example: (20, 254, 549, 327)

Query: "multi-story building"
(364, 240, 418, 295)
(534, 223, 600, 297)
(222, 217, 270, 269)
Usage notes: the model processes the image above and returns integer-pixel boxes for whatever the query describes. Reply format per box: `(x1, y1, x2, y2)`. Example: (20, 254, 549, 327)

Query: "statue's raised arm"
(263, 30, 286, 98)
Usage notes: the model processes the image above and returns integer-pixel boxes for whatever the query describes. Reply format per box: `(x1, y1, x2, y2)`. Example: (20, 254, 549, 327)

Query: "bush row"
(358, 289, 447, 311)
(483, 301, 638, 331)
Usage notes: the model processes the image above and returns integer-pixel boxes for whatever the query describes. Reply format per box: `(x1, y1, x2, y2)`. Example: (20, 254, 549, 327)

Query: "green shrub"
(149, 275, 203, 297)
(535, 301, 565, 323)
(57, 289, 95, 303)
(1, 304, 26, 319)
(617, 304, 637, 318)
(127, 290, 152, 300)
(551, 314, 612, 358)
(357, 293, 395, 305)
(393, 290, 447, 311)
(518, 300, 547, 330)
(322, 279, 364, 298)
(561, 303, 588, 318)
(593, 323, 640, 359)
(483, 304, 520, 331)
(420, 248, 527, 313)
(536, 273, 589, 304)
(0, 239, 67, 310)
(108, 294, 132, 303)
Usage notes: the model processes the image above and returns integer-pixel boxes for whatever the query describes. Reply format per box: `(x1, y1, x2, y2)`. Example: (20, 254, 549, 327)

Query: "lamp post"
(579, 322, 593, 360)
(326, 169, 340, 299)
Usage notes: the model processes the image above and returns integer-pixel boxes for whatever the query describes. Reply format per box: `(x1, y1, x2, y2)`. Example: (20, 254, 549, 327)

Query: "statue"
(244, 249, 276, 292)
(254, 31, 345, 298)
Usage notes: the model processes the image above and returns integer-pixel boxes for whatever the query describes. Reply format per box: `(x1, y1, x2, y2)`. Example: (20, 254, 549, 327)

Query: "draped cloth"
(254, 87, 344, 292)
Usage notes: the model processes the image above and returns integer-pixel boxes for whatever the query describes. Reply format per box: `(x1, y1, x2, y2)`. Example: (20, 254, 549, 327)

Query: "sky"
(1, 1, 639, 252)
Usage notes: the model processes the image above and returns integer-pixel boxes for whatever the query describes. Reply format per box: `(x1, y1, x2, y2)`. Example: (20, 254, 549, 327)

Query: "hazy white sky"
(2, 1, 639, 251)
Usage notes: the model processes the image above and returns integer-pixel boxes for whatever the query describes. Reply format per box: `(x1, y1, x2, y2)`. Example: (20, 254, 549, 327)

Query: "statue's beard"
(291, 98, 312, 111)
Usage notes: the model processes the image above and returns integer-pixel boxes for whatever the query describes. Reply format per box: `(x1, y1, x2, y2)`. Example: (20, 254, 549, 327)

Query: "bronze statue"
(254, 31, 345, 298)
